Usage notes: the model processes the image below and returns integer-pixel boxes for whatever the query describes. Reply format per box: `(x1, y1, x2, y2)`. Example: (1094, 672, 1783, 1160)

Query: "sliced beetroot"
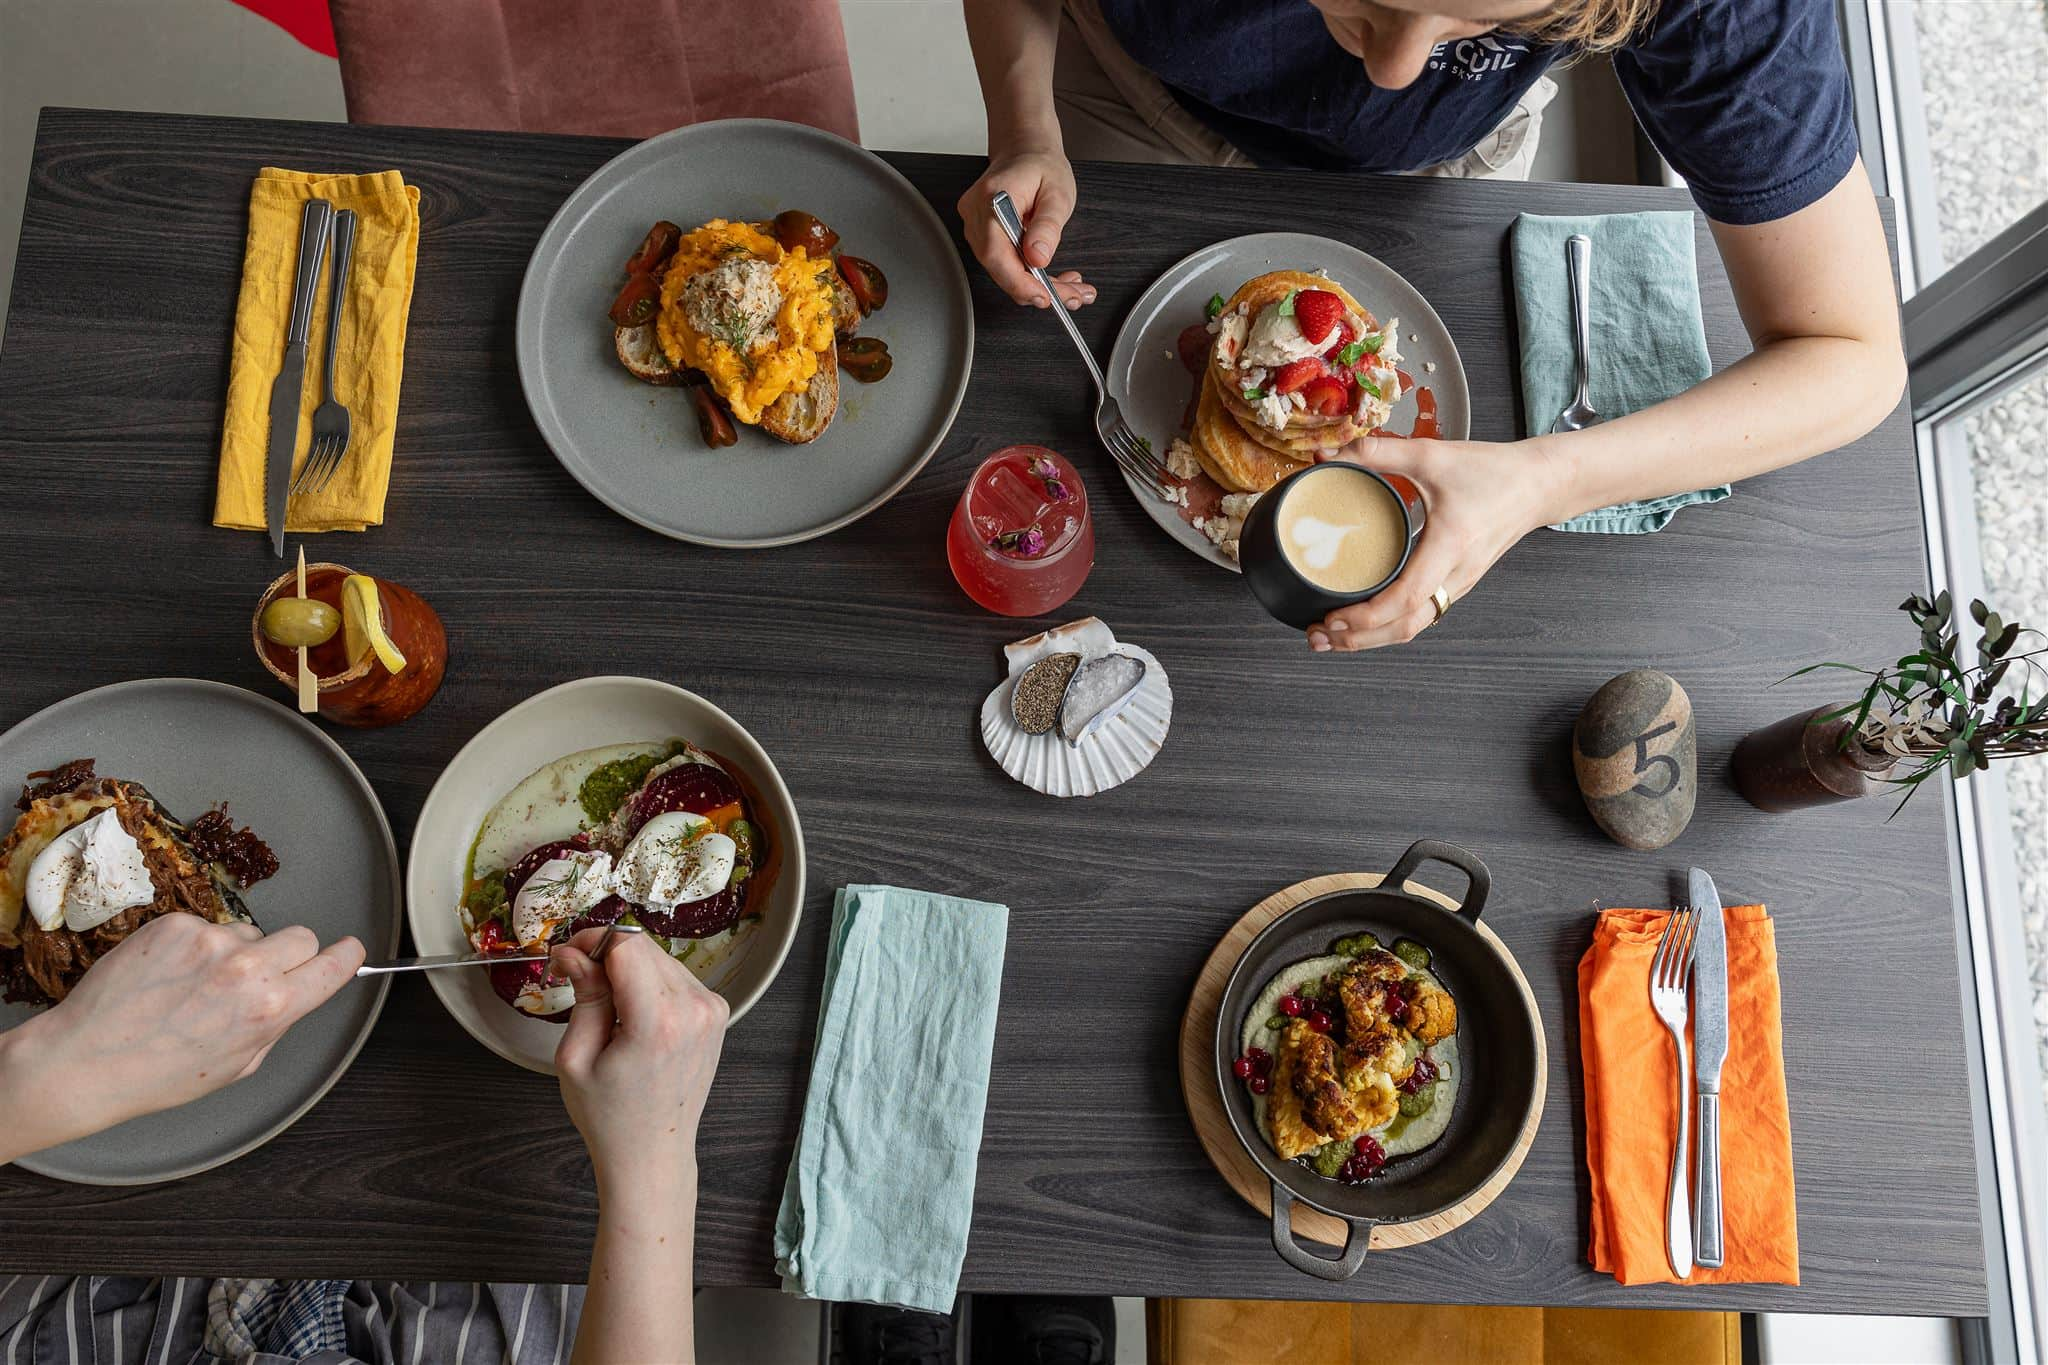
(501, 835, 594, 906)
(622, 763, 742, 837)
(488, 957, 569, 1025)
(567, 894, 631, 937)
(633, 884, 746, 939)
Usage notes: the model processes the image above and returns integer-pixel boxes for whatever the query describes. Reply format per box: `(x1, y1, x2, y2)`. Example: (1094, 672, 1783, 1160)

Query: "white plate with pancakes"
(1106, 232, 1470, 572)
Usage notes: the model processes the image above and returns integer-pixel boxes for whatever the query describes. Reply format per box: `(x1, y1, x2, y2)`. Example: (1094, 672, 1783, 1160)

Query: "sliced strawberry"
(1272, 356, 1326, 394)
(1327, 318, 1356, 353)
(1292, 289, 1345, 347)
(1301, 374, 1350, 416)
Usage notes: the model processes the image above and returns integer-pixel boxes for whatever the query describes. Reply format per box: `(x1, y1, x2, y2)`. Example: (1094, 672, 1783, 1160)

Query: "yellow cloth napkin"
(214, 167, 420, 533)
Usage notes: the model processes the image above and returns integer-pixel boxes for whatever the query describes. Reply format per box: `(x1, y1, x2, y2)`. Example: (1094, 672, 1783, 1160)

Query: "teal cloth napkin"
(1511, 210, 1726, 533)
(773, 885, 1010, 1314)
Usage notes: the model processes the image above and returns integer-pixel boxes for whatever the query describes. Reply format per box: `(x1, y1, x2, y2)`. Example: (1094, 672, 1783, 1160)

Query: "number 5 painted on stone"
(1631, 720, 1680, 798)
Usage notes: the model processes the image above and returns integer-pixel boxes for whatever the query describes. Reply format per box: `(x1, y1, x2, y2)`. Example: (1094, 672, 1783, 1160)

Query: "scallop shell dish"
(980, 617, 1171, 797)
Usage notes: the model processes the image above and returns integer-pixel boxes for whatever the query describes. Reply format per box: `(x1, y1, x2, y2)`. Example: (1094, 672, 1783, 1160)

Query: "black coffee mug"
(1239, 463, 1426, 629)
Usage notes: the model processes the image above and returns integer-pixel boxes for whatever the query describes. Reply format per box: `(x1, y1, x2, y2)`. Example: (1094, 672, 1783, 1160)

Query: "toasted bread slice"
(760, 358, 838, 444)
(614, 324, 680, 385)
(828, 271, 862, 337)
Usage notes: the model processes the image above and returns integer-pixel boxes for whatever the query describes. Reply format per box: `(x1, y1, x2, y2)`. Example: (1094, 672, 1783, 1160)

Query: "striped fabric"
(0, 1275, 582, 1365)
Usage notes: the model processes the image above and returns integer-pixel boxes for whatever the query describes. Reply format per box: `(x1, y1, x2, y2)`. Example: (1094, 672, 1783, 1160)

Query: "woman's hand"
(1305, 435, 1571, 653)
(0, 914, 363, 1161)
(555, 929, 725, 1364)
(957, 147, 1095, 310)
(552, 928, 727, 1191)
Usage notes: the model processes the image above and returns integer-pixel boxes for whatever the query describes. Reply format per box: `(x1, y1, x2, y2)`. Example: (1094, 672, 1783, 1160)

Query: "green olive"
(261, 596, 341, 648)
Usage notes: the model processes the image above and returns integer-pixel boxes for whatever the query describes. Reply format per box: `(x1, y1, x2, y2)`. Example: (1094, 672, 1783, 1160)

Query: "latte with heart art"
(1277, 466, 1409, 592)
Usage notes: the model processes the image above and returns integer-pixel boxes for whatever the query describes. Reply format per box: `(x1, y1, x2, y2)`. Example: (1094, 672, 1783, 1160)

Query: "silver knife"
(356, 948, 552, 976)
(265, 199, 335, 556)
(355, 922, 645, 977)
(1688, 867, 1729, 1268)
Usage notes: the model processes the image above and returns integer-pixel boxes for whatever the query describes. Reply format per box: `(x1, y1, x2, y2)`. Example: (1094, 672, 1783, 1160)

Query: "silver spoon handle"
(1565, 233, 1593, 409)
(990, 190, 1106, 398)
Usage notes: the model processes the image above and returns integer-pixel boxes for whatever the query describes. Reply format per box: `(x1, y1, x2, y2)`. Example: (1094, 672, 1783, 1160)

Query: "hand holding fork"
(988, 191, 1175, 501)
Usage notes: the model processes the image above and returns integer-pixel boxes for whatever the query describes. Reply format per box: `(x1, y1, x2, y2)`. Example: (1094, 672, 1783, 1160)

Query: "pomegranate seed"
(1308, 1010, 1333, 1034)
(1249, 1075, 1271, 1095)
(1247, 1047, 1269, 1062)
(1253, 1053, 1274, 1078)
(1279, 995, 1305, 1018)
(1353, 1135, 1375, 1155)
(1233, 1056, 1254, 1079)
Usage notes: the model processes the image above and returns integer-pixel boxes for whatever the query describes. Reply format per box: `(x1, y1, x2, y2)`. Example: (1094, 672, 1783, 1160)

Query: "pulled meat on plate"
(0, 760, 275, 1007)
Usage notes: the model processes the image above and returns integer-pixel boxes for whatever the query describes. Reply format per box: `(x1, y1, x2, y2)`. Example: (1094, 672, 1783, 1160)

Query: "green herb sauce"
(576, 741, 686, 826)
(463, 869, 508, 923)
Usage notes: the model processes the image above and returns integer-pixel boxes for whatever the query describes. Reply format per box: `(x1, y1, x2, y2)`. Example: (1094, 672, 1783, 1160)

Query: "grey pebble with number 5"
(1572, 669, 1698, 851)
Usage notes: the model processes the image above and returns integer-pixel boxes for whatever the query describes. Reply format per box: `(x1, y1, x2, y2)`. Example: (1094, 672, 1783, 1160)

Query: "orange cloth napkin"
(214, 167, 420, 533)
(1579, 905, 1799, 1286)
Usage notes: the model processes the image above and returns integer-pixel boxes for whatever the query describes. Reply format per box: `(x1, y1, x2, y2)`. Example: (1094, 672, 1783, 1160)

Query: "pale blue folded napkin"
(773, 884, 1010, 1314)
(1511, 211, 1726, 533)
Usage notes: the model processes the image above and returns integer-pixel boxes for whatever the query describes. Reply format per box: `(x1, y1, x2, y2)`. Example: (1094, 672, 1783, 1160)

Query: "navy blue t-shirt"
(1095, 0, 1860, 225)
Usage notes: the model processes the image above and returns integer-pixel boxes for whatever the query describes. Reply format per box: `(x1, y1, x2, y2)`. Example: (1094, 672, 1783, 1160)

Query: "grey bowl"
(515, 119, 975, 547)
(1105, 232, 1471, 572)
(0, 679, 401, 1185)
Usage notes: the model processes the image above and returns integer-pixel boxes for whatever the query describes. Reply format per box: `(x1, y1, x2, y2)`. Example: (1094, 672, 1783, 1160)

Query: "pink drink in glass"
(946, 445, 1094, 617)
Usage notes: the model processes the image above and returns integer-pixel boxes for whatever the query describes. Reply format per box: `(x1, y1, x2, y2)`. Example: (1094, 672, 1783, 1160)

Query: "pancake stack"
(1188, 270, 1403, 495)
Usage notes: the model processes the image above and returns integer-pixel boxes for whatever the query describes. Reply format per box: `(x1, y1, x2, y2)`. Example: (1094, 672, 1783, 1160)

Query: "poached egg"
(509, 850, 614, 949)
(612, 812, 737, 909)
(24, 808, 155, 933)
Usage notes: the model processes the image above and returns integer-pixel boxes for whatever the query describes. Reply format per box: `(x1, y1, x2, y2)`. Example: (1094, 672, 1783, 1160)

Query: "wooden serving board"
(1179, 871, 1548, 1250)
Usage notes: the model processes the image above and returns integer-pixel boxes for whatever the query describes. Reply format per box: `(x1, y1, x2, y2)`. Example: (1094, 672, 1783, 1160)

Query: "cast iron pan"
(1213, 839, 1541, 1280)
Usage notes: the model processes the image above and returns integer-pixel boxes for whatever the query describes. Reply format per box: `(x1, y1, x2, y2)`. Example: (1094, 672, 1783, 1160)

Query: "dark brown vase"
(1732, 705, 1898, 812)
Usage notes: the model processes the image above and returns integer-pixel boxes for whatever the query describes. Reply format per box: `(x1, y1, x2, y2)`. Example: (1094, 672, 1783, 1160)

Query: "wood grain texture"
(0, 108, 1986, 1315)
(1178, 871, 1545, 1251)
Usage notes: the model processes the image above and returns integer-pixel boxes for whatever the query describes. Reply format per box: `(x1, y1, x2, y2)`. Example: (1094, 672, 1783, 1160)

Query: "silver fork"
(1649, 906, 1699, 1278)
(293, 208, 358, 496)
(988, 191, 1173, 500)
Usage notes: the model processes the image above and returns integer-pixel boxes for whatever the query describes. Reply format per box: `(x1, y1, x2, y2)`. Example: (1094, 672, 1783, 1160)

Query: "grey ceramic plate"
(1105, 232, 1471, 572)
(516, 119, 974, 547)
(0, 679, 400, 1184)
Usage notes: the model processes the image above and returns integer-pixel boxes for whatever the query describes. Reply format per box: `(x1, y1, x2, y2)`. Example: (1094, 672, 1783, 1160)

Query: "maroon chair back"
(329, 0, 860, 141)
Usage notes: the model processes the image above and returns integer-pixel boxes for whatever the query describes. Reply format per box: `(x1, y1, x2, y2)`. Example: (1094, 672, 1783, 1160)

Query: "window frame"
(1846, 0, 2048, 1357)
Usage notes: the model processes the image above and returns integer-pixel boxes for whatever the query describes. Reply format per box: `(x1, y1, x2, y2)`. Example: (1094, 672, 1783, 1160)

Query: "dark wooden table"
(0, 107, 1985, 1316)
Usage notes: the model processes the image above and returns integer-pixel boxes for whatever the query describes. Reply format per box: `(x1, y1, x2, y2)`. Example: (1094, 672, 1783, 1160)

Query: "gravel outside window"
(1912, 0, 2048, 1116)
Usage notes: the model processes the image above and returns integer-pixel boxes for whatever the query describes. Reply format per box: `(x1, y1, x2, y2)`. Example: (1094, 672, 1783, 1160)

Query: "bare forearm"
(1534, 329, 1907, 523)
(964, 0, 1063, 151)
(0, 1013, 122, 1162)
(572, 1163, 698, 1365)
